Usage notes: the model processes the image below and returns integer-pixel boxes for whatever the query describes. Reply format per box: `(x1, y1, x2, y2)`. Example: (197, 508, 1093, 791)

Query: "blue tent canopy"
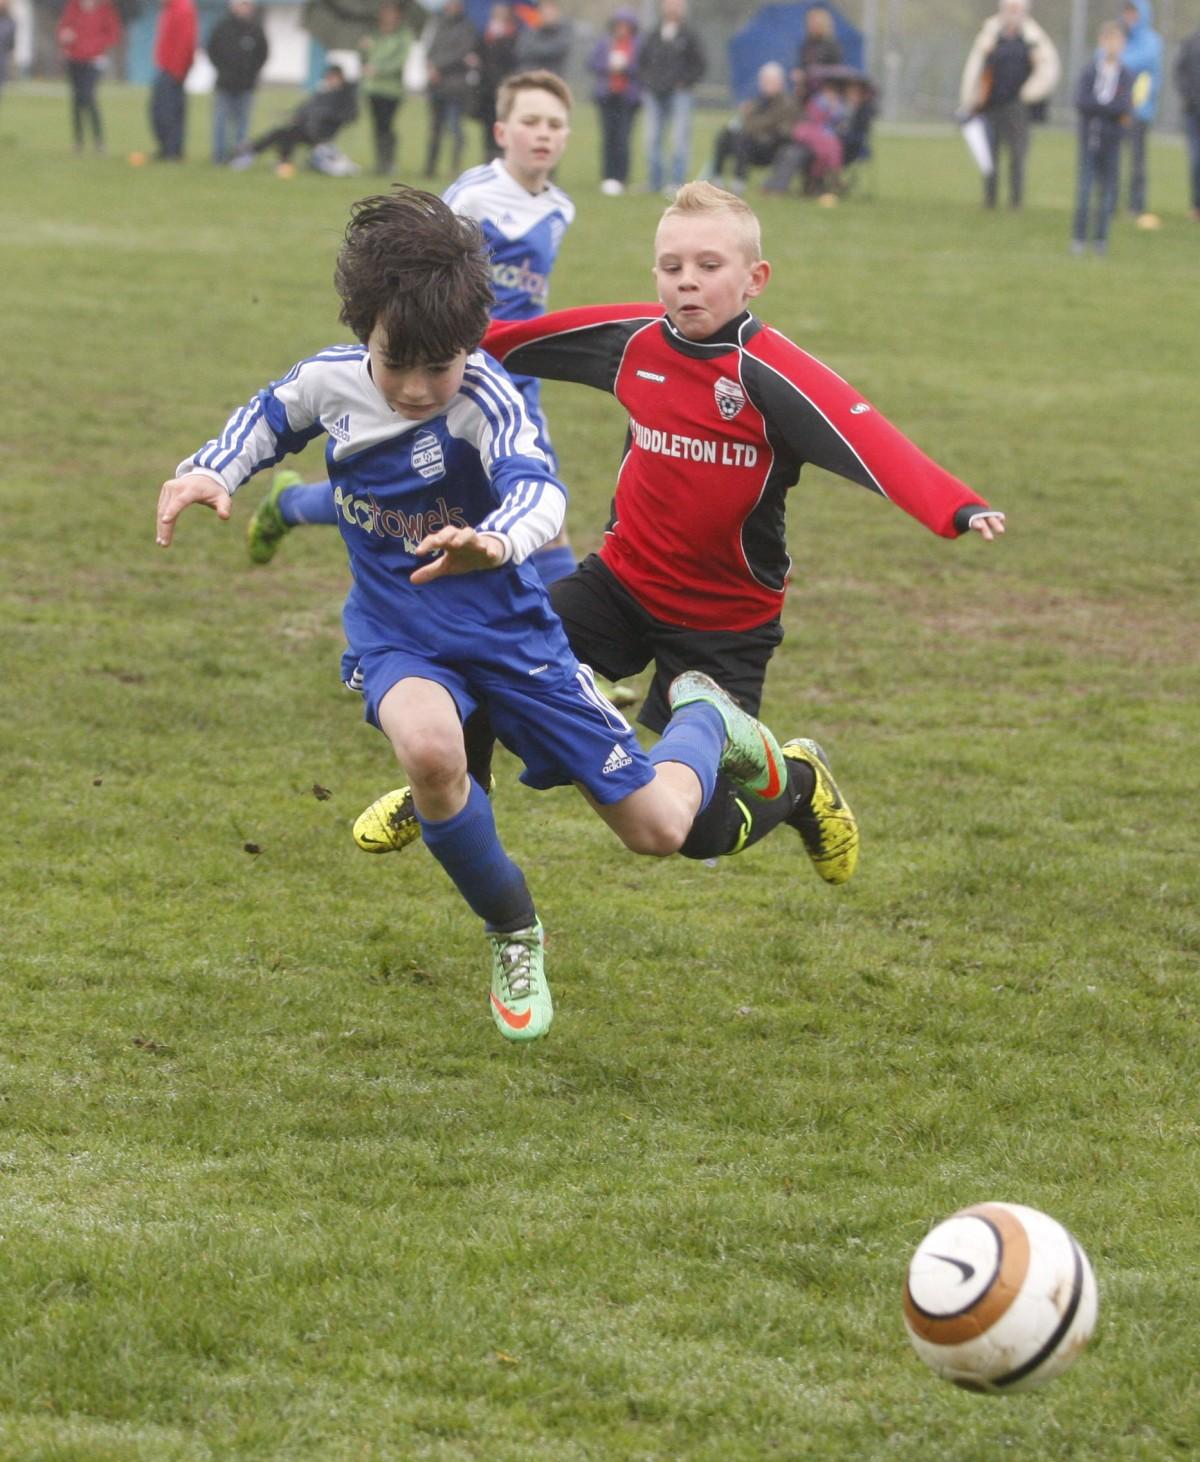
(728, 2, 864, 102)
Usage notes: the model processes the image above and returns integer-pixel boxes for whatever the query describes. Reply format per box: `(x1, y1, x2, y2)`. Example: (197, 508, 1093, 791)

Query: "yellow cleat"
(352, 776, 496, 853)
(353, 786, 419, 853)
(782, 738, 859, 884)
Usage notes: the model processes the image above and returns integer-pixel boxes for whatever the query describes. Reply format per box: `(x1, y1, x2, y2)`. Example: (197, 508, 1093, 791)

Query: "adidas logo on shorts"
(602, 741, 633, 775)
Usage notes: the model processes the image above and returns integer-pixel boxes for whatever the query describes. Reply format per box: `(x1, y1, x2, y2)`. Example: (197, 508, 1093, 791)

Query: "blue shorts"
(351, 646, 654, 807)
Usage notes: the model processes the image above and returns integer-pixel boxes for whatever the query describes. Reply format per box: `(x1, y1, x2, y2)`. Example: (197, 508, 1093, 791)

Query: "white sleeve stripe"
(484, 478, 548, 534)
(462, 367, 527, 459)
(198, 397, 267, 474)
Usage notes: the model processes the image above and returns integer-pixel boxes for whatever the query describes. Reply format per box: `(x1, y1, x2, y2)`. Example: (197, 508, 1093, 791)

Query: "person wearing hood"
(589, 7, 640, 195)
(1119, 0, 1162, 222)
(959, 0, 1060, 209)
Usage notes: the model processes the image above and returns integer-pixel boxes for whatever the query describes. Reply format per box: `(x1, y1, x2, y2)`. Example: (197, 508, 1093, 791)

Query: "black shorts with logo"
(549, 554, 784, 733)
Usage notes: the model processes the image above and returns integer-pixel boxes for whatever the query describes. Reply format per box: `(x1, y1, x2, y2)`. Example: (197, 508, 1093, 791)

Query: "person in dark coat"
(206, 0, 268, 163)
(514, 0, 571, 76)
(1071, 20, 1133, 254)
(424, 0, 480, 177)
(1174, 22, 1200, 219)
(476, 1, 518, 161)
(637, 0, 705, 193)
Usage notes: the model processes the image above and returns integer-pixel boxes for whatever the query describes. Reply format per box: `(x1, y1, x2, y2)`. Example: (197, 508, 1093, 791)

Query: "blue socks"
(278, 480, 340, 526)
(530, 544, 576, 586)
(649, 702, 724, 813)
(417, 778, 535, 933)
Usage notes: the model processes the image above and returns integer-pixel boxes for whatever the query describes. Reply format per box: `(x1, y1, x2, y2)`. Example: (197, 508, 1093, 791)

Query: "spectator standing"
(792, 5, 842, 91)
(360, 0, 409, 175)
(476, 2, 518, 161)
(56, 0, 122, 154)
(206, 0, 267, 164)
(149, 0, 197, 159)
(0, 0, 14, 117)
(1119, 0, 1162, 222)
(423, 0, 479, 178)
(959, 0, 1060, 209)
(1178, 22, 1200, 220)
(589, 7, 640, 195)
(515, 0, 570, 76)
(708, 60, 797, 193)
(1071, 20, 1133, 255)
(638, 0, 706, 195)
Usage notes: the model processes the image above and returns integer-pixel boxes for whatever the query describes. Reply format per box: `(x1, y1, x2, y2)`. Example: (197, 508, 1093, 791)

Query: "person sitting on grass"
(154, 185, 808, 1045)
(229, 62, 358, 177)
(352, 181, 1004, 877)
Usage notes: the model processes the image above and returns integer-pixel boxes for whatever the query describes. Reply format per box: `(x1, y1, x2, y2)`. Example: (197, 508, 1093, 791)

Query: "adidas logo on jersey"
(602, 741, 633, 775)
(330, 412, 352, 443)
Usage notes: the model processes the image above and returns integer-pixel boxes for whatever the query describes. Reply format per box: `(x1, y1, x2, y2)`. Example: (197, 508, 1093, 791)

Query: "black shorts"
(549, 554, 784, 733)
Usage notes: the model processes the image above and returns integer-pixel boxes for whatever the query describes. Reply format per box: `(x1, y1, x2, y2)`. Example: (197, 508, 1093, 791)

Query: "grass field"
(2, 82, 1198, 1458)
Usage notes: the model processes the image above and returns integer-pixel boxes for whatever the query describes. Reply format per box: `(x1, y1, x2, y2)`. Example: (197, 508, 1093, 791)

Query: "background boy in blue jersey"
(154, 186, 794, 1044)
(247, 70, 579, 589)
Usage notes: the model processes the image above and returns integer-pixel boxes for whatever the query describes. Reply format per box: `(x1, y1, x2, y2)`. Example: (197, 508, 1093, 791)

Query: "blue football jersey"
(181, 345, 568, 671)
(442, 160, 575, 323)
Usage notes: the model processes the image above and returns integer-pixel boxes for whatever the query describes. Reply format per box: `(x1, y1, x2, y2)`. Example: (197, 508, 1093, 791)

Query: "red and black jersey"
(484, 304, 993, 632)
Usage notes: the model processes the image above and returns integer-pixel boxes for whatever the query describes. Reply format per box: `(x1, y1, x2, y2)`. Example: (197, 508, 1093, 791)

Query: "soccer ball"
(903, 1202, 1098, 1393)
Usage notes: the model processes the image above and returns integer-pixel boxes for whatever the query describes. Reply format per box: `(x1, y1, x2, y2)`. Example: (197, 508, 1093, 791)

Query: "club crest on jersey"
(714, 376, 745, 421)
(412, 430, 446, 481)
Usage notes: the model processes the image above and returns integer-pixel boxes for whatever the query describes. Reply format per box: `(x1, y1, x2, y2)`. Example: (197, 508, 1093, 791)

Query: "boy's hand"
(967, 512, 1006, 543)
(410, 527, 506, 585)
(156, 472, 232, 547)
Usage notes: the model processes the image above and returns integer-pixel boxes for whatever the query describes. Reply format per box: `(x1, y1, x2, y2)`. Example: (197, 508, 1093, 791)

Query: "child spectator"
(206, 0, 268, 165)
(1119, 0, 1162, 222)
(56, 0, 122, 155)
(354, 182, 1002, 873)
(762, 76, 846, 199)
(360, 0, 410, 176)
(148, 0, 197, 160)
(1071, 20, 1134, 256)
(155, 185, 799, 1042)
(229, 63, 358, 177)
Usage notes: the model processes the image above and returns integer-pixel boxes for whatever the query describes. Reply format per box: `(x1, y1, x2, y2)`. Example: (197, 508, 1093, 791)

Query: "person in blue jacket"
(1119, 0, 1163, 220)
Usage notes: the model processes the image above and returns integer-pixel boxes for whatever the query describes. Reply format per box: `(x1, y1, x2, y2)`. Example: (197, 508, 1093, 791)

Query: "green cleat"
(668, 671, 788, 800)
(246, 469, 302, 564)
(488, 921, 552, 1041)
(353, 777, 495, 853)
(782, 738, 860, 884)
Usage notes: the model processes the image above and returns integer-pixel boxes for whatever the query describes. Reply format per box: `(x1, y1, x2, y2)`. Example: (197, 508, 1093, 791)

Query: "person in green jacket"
(361, 0, 411, 175)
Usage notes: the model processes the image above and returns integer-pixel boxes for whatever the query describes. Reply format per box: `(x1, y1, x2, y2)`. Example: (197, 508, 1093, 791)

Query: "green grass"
(2, 84, 1198, 1458)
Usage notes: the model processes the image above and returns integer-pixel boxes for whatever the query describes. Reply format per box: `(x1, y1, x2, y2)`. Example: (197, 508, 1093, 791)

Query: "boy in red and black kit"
(356, 181, 1005, 873)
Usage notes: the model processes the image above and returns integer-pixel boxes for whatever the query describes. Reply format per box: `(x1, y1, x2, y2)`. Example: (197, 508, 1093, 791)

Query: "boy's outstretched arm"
(156, 471, 232, 547)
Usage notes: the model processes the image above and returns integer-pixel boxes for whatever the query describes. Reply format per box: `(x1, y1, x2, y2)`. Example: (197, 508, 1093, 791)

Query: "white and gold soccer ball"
(903, 1202, 1098, 1393)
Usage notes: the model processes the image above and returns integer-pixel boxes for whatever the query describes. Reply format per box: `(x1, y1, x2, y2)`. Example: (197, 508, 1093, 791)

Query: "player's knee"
(393, 728, 465, 792)
(615, 813, 688, 858)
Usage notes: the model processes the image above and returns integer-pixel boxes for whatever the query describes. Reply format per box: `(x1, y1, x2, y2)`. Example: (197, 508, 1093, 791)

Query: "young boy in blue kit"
(154, 186, 797, 1044)
(245, 70, 580, 588)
